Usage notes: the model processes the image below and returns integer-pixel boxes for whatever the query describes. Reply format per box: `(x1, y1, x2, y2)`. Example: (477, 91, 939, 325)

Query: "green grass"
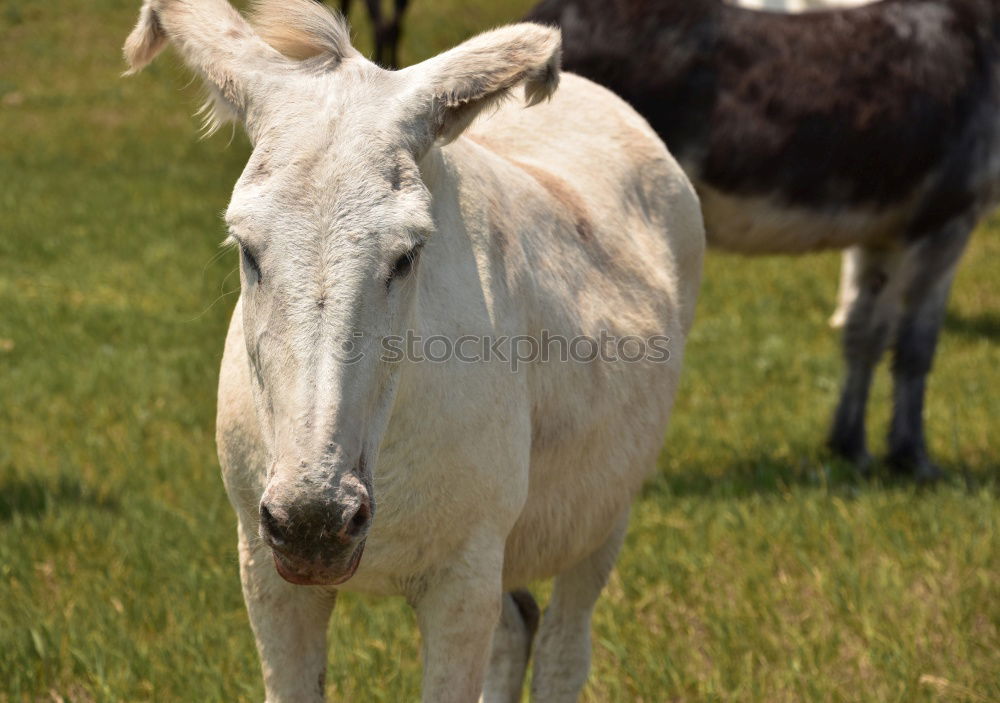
(1, 1, 997, 701)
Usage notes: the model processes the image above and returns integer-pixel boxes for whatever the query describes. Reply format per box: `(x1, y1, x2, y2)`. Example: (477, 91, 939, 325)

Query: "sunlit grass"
(1, 0, 997, 700)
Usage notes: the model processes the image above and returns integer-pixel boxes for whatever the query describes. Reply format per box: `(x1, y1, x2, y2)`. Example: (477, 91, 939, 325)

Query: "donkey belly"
(697, 182, 909, 254)
(500, 345, 685, 588)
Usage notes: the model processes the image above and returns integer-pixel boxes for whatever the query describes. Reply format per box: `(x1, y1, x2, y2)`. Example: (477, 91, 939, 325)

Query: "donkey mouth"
(271, 540, 366, 586)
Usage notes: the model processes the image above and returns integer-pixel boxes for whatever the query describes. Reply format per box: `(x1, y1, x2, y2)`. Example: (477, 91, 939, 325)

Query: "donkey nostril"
(259, 503, 287, 545)
(351, 507, 368, 529)
(343, 501, 371, 540)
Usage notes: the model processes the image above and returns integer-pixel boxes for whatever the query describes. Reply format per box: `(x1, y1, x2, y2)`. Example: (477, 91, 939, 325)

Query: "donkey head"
(125, 0, 560, 585)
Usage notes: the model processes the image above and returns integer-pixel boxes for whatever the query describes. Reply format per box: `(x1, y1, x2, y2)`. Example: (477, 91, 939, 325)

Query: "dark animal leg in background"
(510, 588, 541, 641)
(888, 325, 938, 478)
(322, 0, 408, 68)
(829, 362, 875, 467)
(360, 0, 409, 68)
(364, 0, 387, 66)
(314, 0, 351, 18)
(886, 222, 973, 481)
(828, 248, 902, 471)
(385, 0, 409, 69)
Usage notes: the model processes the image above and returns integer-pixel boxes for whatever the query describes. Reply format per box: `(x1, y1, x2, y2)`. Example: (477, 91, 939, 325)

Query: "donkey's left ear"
(414, 23, 561, 144)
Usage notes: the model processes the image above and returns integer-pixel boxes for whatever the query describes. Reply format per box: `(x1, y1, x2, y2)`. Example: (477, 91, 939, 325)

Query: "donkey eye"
(387, 246, 422, 286)
(241, 244, 262, 283)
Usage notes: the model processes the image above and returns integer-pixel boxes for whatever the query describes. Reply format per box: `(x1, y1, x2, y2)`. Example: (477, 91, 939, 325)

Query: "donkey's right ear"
(410, 23, 562, 145)
(123, 0, 282, 134)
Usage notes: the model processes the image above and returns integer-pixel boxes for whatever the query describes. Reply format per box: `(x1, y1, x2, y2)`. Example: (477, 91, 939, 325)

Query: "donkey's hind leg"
(886, 219, 974, 481)
(530, 512, 629, 702)
(482, 590, 540, 703)
(828, 246, 904, 469)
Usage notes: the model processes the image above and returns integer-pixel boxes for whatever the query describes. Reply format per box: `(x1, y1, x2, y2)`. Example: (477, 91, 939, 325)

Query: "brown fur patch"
(510, 160, 594, 241)
(250, 0, 355, 62)
(491, 225, 510, 257)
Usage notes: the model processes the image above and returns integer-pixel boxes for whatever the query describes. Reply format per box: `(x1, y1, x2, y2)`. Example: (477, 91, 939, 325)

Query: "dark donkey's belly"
(690, 180, 911, 254)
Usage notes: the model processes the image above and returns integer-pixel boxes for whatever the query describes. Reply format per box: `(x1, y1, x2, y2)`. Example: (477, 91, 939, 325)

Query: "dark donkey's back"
(527, 0, 1000, 479)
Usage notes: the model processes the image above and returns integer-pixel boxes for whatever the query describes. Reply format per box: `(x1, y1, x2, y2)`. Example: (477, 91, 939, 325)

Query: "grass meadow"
(1, 0, 998, 700)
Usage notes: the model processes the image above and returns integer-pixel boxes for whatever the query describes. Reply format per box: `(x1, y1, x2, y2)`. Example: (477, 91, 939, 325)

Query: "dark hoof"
(886, 451, 946, 483)
(827, 438, 873, 475)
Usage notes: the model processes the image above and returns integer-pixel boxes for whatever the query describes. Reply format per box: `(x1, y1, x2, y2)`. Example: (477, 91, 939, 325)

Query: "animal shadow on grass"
(646, 448, 999, 502)
(0, 472, 119, 523)
(944, 310, 1000, 340)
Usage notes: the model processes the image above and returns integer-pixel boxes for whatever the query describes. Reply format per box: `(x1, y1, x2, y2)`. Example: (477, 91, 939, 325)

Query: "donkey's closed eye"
(241, 244, 262, 284)
(388, 246, 421, 285)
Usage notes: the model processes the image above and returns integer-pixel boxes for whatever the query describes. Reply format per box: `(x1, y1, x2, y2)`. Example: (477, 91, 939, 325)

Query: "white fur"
(830, 246, 864, 328)
(728, 0, 873, 12)
(125, 0, 704, 700)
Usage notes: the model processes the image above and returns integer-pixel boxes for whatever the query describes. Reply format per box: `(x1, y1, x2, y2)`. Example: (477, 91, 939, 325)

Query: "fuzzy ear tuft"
(420, 23, 562, 144)
(123, 3, 168, 75)
(249, 0, 355, 62)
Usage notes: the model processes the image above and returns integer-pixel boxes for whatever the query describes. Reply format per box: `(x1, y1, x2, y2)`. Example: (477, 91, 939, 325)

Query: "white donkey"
(123, 0, 704, 700)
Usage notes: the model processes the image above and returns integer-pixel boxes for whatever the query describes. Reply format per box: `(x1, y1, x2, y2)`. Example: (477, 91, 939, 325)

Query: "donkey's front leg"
(237, 521, 336, 703)
(828, 247, 903, 468)
(413, 544, 505, 703)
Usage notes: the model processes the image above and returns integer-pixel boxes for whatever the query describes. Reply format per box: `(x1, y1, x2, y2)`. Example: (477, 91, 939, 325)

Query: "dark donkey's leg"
(885, 219, 974, 481)
(828, 247, 904, 470)
(384, 0, 410, 69)
(364, 0, 388, 66)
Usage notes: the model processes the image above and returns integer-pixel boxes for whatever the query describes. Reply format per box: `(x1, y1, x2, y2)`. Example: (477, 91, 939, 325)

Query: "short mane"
(250, 0, 356, 62)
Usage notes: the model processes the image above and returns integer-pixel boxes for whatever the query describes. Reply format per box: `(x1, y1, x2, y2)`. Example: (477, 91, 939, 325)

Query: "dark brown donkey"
(527, 0, 1000, 480)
